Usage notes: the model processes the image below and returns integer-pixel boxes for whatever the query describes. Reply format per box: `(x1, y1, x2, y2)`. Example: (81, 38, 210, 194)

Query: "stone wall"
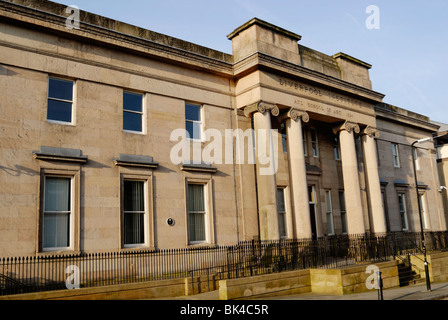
(310, 261, 399, 295)
(218, 261, 399, 300)
(0, 278, 186, 300)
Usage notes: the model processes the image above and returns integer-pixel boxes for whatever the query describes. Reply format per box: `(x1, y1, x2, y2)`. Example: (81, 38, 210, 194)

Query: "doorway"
(308, 185, 318, 240)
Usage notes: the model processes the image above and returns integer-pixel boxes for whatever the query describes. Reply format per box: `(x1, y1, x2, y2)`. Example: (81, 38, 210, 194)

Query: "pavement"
(166, 281, 448, 301)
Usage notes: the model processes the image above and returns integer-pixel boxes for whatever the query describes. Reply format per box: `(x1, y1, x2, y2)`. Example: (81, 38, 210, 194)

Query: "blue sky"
(55, 0, 448, 124)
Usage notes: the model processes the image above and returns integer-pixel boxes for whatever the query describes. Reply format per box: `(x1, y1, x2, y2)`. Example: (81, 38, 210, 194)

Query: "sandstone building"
(0, 0, 446, 257)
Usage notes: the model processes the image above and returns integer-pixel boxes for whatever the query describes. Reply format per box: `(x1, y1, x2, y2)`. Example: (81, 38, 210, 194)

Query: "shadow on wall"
(0, 165, 39, 177)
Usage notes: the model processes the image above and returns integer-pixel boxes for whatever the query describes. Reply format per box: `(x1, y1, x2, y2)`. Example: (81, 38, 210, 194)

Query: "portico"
(230, 18, 388, 240)
(241, 98, 388, 240)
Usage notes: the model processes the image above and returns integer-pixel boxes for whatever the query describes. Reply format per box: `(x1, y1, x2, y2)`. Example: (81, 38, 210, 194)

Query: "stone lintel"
(113, 154, 158, 169)
(33, 146, 88, 164)
(394, 180, 410, 188)
(179, 162, 217, 174)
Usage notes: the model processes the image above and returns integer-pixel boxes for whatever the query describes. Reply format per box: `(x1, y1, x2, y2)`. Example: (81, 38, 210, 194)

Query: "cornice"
(375, 106, 439, 133)
(0, 1, 234, 77)
(233, 52, 385, 104)
(227, 18, 302, 41)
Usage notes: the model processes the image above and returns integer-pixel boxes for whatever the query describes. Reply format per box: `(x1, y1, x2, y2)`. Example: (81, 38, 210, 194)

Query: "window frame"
(42, 175, 74, 252)
(413, 147, 420, 171)
(185, 102, 203, 142)
(303, 127, 308, 156)
(398, 192, 409, 231)
(185, 177, 215, 246)
(334, 135, 341, 161)
(310, 128, 319, 158)
(392, 143, 401, 168)
(39, 168, 80, 254)
(418, 193, 430, 230)
(47, 77, 75, 125)
(123, 91, 145, 134)
(277, 187, 288, 239)
(339, 191, 348, 235)
(308, 184, 319, 238)
(281, 133, 288, 154)
(122, 179, 148, 248)
(120, 173, 153, 249)
(187, 182, 208, 244)
(325, 190, 335, 236)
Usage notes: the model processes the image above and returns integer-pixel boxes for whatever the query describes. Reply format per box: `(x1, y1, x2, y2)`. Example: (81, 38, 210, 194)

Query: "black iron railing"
(1, 231, 447, 296)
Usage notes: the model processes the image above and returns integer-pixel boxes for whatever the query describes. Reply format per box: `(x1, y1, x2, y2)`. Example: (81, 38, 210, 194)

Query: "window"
(47, 77, 74, 124)
(277, 188, 287, 238)
(188, 183, 207, 243)
(418, 193, 429, 230)
(281, 134, 288, 153)
(339, 191, 348, 234)
(376, 139, 381, 167)
(123, 91, 144, 133)
(185, 103, 202, 140)
(392, 143, 400, 168)
(334, 136, 341, 161)
(123, 180, 146, 247)
(308, 185, 318, 239)
(381, 190, 390, 232)
(303, 127, 308, 156)
(413, 148, 420, 171)
(325, 190, 335, 235)
(310, 128, 319, 157)
(280, 123, 287, 154)
(43, 176, 72, 250)
(398, 193, 408, 231)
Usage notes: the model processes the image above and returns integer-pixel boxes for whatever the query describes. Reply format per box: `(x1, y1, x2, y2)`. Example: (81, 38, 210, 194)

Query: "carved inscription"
(293, 98, 354, 119)
(278, 77, 363, 108)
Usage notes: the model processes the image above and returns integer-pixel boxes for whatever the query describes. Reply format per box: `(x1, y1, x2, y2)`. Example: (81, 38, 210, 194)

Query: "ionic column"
(279, 108, 312, 239)
(361, 127, 387, 234)
(334, 122, 365, 235)
(244, 101, 280, 240)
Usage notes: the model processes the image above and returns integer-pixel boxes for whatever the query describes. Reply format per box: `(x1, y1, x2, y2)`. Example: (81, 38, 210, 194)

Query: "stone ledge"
(32, 146, 88, 164)
(410, 251, 448, 283)
(179, 162, 217, 174)
(311, 261, 399, 295)
(219, 270, 311, 300)
(113, 154, 158, 169)
(219, 261, 399, 300)
(0, 278, 186, 300)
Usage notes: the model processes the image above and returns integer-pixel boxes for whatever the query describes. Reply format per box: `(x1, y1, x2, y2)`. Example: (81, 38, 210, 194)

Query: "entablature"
(233, 52, 385, 105)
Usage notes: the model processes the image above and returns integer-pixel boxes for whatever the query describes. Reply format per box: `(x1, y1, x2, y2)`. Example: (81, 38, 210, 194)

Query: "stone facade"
(0, 0, 446, 257)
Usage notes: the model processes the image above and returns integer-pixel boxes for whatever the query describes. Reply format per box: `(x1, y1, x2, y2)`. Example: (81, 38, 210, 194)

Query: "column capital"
(243, 101, 280, 118)
(360, 126, 380, 138)
(278, 108, 310, 124)
(333, 121, 360, 135)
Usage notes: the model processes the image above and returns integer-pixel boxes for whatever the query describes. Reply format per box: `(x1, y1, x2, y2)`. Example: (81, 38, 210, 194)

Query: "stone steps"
(397, 262, 425, 287)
